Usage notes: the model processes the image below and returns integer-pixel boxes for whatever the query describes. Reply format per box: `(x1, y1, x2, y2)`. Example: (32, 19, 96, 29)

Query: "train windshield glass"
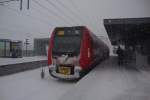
(53, 29, 82, 56)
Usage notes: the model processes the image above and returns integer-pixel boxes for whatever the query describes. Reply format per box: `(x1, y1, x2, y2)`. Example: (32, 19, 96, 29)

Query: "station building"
(0, 38, 49, 58)
(0, 39, 22, 58)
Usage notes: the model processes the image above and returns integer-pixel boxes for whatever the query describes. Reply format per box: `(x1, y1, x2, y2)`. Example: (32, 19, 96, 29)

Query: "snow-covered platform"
(0, 56, 47, 66)
(1, 57, 150, 100)
(60, 57, 150, 100)
(0, 68, 75, 100)
(0, 56, 48, 76)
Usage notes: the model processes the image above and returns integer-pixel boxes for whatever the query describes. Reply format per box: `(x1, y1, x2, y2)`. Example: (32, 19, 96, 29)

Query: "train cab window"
(52, 29, 82, 56)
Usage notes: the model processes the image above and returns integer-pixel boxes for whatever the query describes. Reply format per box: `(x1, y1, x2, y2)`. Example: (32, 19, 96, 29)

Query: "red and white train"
(48, 26, 109, 80)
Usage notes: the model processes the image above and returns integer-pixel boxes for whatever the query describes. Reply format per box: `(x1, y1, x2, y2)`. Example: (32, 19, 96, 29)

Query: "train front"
(48, 27, 83, 80)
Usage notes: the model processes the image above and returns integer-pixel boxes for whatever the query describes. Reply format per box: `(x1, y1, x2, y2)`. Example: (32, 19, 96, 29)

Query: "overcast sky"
(0, 0, 150, 50)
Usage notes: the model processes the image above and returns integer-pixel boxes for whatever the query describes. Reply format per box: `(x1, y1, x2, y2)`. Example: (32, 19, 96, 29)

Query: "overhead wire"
(0, 1, 78, 35)
(31, 5, 62, 26)
(45, 0, 78, 25)
(0, 4, 53, 27)
(33, 0, 102, 35)
(30, 0, 107, 38)
(32, 0, 72, 26)
(0, 4, 54, 35)
(26, 1, 72, 27)
(1, 0, 105, 37)
(54, 0, 86, 25)
(69, 0, 102, 34)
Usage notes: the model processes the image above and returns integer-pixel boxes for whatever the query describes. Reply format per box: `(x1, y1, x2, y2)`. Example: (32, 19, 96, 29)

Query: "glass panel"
(53, 36, 81, 56)
(0, 41, 5, 57)
(5, 42, 10, 56)
(53, 29, 82, 56)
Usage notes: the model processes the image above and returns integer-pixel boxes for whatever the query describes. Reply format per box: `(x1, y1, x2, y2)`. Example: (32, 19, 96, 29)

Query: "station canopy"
(104, 17, 150, 46)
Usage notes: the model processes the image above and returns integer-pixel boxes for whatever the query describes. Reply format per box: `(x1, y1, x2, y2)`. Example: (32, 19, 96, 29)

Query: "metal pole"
(26, 43, 27, 56)
(25, 39, 27, 56)
(27, 0, 29, 9)
(20, 0, 22, 10)
(25, 39, 29, 56)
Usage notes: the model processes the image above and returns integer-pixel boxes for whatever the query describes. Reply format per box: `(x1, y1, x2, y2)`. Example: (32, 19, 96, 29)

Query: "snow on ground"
(0, 56, 47, 66)
(0, 67, 75, 100)
(1, 57, 150, 100)
(60, 57, 150, 100)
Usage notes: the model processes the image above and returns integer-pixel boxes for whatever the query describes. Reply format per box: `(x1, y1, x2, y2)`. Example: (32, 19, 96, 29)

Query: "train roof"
(104, 17, 150, 45)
